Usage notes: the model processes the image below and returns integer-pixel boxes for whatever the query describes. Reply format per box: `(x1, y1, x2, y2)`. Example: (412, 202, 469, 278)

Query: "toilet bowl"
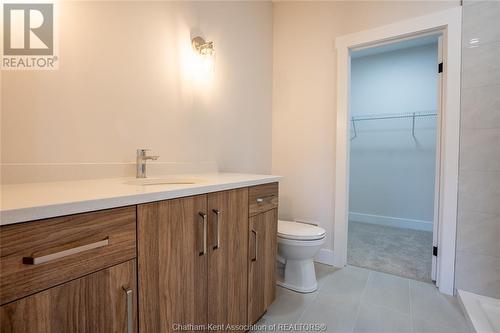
(277, 220, 326, 293)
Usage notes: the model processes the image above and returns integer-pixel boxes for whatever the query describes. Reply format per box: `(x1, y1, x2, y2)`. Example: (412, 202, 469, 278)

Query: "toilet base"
(277, 259, 318, 293)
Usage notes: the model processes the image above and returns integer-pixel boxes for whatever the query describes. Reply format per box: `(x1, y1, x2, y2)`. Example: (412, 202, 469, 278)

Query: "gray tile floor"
(348, 221, 433, 282)
(253, 264, 471, 333)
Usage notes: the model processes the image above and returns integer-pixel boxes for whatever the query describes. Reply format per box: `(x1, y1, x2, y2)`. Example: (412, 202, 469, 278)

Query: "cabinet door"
(0, 260, 137, 333)
(138, 195, 208, 333)
(207, 188, 248, 332)
(248, 209, 278, 324)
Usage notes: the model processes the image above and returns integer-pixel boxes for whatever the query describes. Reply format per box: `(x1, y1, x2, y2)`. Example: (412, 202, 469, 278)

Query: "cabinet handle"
(199, 212, 207, 256)
(212, 209, 220, 250)
(251, 229, 258, 262)
(256, 194, 275, 203)
(23, 238, 109, 265)
(122, 287, 133, 333)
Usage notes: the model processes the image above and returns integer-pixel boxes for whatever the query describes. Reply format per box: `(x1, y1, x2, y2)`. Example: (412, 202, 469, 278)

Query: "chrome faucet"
(136, 149, 159, 178)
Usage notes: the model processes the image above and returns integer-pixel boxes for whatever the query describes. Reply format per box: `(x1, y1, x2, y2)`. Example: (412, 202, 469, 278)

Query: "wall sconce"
(192, 36, 215, 57)
(191, 36, 215, 74)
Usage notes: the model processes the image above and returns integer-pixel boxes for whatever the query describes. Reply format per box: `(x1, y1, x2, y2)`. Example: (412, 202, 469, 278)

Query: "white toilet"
(277, 220, 326, 293)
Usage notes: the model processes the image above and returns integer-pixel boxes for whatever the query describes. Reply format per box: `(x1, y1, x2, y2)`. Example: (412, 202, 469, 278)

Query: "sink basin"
(123, 177, 201, 186)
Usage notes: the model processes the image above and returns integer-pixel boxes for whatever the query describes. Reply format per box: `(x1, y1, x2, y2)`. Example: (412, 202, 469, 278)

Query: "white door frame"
(333, 7, 462, 295)
(432, 35, 444, 284)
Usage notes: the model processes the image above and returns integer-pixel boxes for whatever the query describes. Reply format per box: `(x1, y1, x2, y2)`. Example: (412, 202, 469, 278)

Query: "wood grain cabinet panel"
(263, 209, 278, 310)
(249, 183, 278, 217)
(0, 259, 137, 333)
(0, 207, 137, 305)
(138, 195, 208, 333)
(248, 209, 278, 324)
(137, 189, 250, 333)
(207, 188, 248, 332)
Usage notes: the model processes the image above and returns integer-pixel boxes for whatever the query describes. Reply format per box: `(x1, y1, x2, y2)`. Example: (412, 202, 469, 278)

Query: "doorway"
(332, 7, 462, 295)
(346, 35, 441, 282)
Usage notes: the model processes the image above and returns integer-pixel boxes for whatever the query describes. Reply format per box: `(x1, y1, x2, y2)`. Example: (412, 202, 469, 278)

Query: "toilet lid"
(278, 220, 326, 241)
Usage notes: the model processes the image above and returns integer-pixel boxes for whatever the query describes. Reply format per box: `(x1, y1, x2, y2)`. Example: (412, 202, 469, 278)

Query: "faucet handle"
(137, 149, 159, 161)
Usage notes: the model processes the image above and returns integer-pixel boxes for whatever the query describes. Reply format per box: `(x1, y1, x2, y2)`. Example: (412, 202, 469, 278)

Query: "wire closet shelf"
(350, 111, 437, 140)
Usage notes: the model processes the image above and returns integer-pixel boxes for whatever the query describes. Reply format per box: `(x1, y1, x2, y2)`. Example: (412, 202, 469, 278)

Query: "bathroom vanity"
(0, 174, 280, 332)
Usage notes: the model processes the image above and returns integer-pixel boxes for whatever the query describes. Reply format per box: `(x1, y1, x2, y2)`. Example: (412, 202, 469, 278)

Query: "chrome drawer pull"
(199, 212, 207, 256)
(23, 238, 110, 265)
(123, 287, 133, 333)
(256, 194, 275, 203)
(212, 209, 220, 250)
(251, 229, 258, 262)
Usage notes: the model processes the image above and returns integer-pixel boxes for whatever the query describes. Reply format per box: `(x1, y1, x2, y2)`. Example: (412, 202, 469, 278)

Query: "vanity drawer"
(249, 182, 279, 217)
(0, 206, 136, 305)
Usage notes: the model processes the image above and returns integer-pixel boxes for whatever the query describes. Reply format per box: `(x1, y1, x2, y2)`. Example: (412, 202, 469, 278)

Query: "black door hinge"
(433, 246, 438, 256)
(438, 62, 443, 73)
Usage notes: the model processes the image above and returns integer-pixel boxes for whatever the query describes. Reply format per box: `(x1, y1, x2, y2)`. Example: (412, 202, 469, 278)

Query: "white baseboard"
(314, 248, 335, 266)
(349, 212, 433, 232)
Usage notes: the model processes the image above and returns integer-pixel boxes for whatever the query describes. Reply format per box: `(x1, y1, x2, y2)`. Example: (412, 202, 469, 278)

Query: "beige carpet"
(347, 221, 433, 282)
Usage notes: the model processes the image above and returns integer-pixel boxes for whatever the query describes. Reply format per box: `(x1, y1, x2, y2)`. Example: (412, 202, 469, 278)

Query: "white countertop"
(0, 173, 281, 226)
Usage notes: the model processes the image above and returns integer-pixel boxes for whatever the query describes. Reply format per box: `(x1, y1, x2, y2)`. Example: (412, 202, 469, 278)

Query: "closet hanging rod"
(351, 111, 437, 122)
(349, 111, 437, 141)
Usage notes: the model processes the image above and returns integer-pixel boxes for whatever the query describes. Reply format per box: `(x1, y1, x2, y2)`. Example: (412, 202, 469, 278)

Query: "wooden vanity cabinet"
(137, 188, 249, 333)
(0, 182, 278, 333)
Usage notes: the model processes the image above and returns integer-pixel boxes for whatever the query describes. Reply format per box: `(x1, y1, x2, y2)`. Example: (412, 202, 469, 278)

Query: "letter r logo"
(3, 4, 53, 55)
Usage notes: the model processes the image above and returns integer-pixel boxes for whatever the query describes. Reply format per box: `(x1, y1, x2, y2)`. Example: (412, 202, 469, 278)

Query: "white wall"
(272, 1, 459, 254)
(1, 1, 273, 183)
(349, 44, 438, 229)
(351, 43, 438, 116)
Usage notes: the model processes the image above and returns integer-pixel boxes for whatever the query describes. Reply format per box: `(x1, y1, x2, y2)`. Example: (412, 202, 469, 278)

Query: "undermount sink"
(123, 177, 201, 186)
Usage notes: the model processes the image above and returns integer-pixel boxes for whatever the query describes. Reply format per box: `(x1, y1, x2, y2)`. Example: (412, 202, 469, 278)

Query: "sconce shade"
(192, 36, 215, 56)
